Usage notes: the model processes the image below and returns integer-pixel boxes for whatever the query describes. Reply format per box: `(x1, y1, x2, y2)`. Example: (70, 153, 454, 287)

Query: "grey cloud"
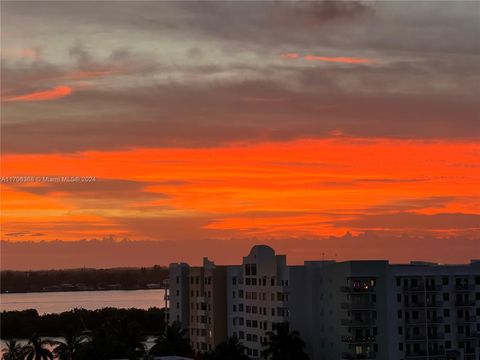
(7, 179, 167, 200)
(335, 212, 480, 230)
(2, 76, 479, 153)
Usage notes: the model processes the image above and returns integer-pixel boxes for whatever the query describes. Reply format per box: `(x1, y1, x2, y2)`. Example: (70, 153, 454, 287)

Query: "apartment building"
(226, 245, 290, 358)
(168, 245, 480, 360)
(168, 258, 228, 353)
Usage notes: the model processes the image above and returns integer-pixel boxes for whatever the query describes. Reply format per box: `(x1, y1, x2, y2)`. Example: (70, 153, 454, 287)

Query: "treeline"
(1, 307, 165, 339)
(2, 319, 311, 360)
(1, 266, 168, 293)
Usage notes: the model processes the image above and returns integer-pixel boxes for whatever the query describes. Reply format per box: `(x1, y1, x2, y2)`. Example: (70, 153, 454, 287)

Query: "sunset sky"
(1, 1, 479, 269)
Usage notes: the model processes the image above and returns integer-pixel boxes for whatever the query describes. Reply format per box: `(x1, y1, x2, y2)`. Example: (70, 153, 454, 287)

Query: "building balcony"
(456, 332, 480, 340)
(405, 350, 446, 358)
(340, 286, 375, 293)
(455, 284, 474, 292)
(341, 302, 376, 310)
(341, 318, 375, 327)
(342, 352, 376, 359)
(405, 333, 444, 341)
(404, 301, 443, 308)
(341, 335, 376, 344)
(404, 284, 442, 293)
(456, 315, 477, 323)
(454, 300, 476, 307)
(405, 316, 443, 325)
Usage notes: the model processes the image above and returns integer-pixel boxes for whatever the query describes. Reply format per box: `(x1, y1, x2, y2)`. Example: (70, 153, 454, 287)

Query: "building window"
(397, 294, 402, 302)
(397, 310, 402, 319)
(443, 293, 449, 301)
(399, 343, 403, 351)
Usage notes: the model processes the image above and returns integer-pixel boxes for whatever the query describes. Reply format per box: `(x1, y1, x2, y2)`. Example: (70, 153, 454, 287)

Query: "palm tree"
(78, 319, 145, 360)
(261, 322, 309, 360)
(113, 319, 146, 360)
(53, 331, 89, 360)
(22, 335, 54, 360)
(149, 321, 192, 356)
(2, 339, 25, 360)
(213, 335, 249, 360)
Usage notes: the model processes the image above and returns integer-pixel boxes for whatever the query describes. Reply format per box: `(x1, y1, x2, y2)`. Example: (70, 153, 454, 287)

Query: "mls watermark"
(0, 176, 97, 183)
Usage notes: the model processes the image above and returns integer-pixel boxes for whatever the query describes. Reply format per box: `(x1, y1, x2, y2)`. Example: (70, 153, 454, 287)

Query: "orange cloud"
(4, 85, 73, 102)
(281, 53, 300, 59)
(2, 138, 479, 244)
(304, 55, 374, 64)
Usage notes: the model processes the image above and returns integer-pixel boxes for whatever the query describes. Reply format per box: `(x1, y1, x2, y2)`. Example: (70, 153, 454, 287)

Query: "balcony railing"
(404, 301, 443, 308)
(405, 316, 443, 324)
(341, 286, 375, 293)
(406, 333, 444, 341)
(341, 302, 376, 310)
(404, 284, 442, 292)
(341, 335, 376, 343)
(454, 300, 476, 307)
(455, 284, 474, 291)
(456, 315, 477, 323)
(341, 318, 375, 326)
(342, 352, 376, 359)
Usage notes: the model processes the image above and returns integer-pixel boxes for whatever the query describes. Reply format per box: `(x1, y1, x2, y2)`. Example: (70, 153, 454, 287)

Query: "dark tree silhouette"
(53, 330, 89, 360)
(261, 323, 309, 360)
(22, 335, 54, 360)
(1, 339, 25, 360)
(149, 321, 192, 357)
(78, 319, 145, 360)
(213, 335, 250, 360)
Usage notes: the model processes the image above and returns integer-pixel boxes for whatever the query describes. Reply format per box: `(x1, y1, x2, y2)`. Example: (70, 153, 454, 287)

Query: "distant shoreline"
(1, 287, 166, 295)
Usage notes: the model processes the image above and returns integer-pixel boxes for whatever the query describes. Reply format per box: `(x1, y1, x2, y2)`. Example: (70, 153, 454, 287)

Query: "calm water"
(0, 289, 166, 314)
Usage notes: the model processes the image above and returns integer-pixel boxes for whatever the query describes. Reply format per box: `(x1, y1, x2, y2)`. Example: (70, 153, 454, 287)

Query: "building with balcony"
(168, 246, 480, 360)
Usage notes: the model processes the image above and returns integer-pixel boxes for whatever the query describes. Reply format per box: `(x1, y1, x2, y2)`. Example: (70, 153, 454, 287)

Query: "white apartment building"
(168, 245, 480, 360)
(227, 245, 290, 358)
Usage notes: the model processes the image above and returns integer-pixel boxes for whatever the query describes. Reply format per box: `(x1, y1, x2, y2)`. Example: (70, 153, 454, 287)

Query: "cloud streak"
(303, 55, 374, 64)
(4, 85, 73, 102)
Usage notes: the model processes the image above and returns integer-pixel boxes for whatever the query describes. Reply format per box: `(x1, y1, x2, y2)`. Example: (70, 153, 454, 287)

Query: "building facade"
(168, 258, 228, 353)
(168, 245, 480, 360)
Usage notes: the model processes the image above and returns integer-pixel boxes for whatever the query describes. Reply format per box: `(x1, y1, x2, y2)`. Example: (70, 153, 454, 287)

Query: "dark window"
(397, 294, 402, 302)
(443, 293, 449, 301)
(397, 310, 402, 319)
(442, 277, 449, 285)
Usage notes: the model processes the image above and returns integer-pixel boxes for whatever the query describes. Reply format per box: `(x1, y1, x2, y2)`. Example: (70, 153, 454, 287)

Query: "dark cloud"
(2, 76, 478, 153)
(2, 232, 479, 270)
(7, 179, 166, 200)
(2, 2, 479, 154)
(336, 212, 480, 231)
